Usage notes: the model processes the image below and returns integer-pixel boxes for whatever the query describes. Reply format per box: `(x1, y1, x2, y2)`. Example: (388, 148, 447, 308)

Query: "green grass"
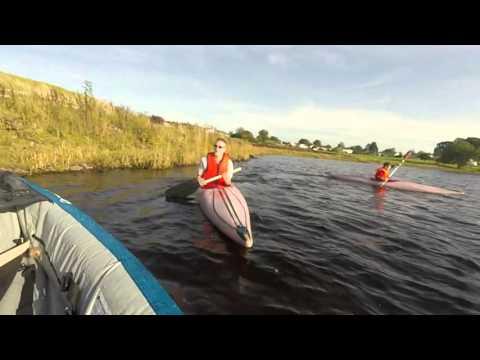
(0, 71, 277, 174)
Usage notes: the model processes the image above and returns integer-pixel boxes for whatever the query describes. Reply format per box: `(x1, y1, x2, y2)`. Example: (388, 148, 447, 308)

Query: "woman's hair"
(383, 162, 391, 167)
(215, 138, 228, 145)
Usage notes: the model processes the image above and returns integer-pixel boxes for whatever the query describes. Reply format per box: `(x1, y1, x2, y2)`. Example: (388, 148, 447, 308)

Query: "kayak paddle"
(165, 167, 242, 199)
(379, 151, 413, 187)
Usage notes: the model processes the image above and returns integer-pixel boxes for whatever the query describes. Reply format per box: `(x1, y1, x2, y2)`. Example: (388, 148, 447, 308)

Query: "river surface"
(29, 156, 480, 314)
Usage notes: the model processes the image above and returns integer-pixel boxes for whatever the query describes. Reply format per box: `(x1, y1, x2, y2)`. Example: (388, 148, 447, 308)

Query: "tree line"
(230, 128, 479, 167)
(229, 128, 281, 145)
(230, 128, 406, 157)
(434, 138, 480, 168)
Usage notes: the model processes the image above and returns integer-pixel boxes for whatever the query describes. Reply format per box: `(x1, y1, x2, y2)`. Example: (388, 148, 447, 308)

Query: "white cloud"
(351, 74, 394, 90)
(215, 45, 248, 60)
(348, 67, 412, 91)
(264, 46, 348, 68)
(167, 103, 480, 153)
(250, 45, 296, 52)
(267, 53, 289, 66)
(312, 48, 346, 67)
(69, 73, 86, 81)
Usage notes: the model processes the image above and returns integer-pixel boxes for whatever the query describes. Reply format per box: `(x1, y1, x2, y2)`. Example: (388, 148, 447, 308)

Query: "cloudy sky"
(1, 45, 479, 153)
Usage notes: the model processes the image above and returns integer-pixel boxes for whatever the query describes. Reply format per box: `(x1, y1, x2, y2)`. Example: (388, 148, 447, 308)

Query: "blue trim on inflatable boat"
(23, 179, 182, 315)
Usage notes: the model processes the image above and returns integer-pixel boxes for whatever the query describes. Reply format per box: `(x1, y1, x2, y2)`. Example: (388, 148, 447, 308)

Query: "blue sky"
(1, 45, 479, 153)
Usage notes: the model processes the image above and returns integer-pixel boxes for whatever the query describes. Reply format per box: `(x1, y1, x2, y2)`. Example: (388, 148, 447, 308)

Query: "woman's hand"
(197, 176, 206, 187)
(222, 173, 232, 185)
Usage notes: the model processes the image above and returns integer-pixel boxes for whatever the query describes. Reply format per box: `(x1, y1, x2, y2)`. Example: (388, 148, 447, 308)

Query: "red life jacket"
(201, 152, 231, 189)
(375, 167, 389, 182)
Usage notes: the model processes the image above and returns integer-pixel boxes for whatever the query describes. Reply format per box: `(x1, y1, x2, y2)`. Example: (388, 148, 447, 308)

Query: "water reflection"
(192, 222, 229, 255)
(373, 186, 387, 212)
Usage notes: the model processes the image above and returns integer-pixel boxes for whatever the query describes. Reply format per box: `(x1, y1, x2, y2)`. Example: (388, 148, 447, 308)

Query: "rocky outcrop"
(0, 168, 28, 176)
(69, 164, 94, 172)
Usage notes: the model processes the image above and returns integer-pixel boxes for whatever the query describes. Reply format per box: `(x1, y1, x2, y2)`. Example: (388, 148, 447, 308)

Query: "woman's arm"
(222, 160, 234, 185)
(198, 157, 207, 176)
(197, 157, 207, 186)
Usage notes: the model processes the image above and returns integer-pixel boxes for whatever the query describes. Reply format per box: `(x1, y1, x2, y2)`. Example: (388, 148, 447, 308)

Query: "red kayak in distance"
(328, 174, 465, 195)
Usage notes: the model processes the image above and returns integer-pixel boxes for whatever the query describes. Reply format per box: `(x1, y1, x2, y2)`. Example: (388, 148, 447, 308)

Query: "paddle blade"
(165, 179, 199, 200)
(165, 167, 241, 200)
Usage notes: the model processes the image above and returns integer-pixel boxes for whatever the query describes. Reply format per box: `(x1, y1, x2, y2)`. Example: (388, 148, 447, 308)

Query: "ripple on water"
(29, 156, 480, 314)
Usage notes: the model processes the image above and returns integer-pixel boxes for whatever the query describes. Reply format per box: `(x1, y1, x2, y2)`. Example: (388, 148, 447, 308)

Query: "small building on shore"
(150, 115, 166, 125)
(467, 159, 478, 166)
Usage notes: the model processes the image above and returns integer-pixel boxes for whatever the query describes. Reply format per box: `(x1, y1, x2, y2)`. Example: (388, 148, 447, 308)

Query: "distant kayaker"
(197, 138, 234, 188)
(374, 162, 392, 182)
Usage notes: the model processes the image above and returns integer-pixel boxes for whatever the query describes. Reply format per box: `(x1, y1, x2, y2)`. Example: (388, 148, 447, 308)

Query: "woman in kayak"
(374, 162, 392, 182)
(197, 138, 234, 188)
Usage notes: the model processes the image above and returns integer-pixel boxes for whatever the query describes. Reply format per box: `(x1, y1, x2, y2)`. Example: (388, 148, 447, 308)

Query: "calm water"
(29, 156, 480, 314)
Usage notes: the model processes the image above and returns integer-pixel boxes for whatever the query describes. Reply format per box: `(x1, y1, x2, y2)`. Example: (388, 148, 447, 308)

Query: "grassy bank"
(0, 71, 282, 175)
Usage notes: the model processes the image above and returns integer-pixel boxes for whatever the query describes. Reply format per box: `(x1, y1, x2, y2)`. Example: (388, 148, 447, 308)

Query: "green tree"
(244, 131, 255, 142)
(351, 145, 363, 154)
(229, 127, 244, 138)
(231, 127, 255, 142)
(438, 138, 477, 168)
(365, 142, 379, 155)
(313, 140, 322, 147)
(416, 151, 432, 160)
(257, 129, 270, 143)
(337, 142, 345, 149)
(466, 137, 480, 149)
(298, 138, 311, 146)
(269, 136, 281, 144)
(381, 148, 396, 157)
(434, 141, 453, 158)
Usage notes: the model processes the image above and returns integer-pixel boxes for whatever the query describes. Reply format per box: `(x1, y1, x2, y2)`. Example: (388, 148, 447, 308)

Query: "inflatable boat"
(0, 171, 182, 315)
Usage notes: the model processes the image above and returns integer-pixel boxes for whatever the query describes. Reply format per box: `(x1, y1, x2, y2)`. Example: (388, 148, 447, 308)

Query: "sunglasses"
(214, 145, 224, 149)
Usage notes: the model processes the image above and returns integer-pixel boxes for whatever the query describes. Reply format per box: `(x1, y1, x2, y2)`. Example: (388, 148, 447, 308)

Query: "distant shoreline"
(3, 146, 479, 177)
(249, 147, 480, 175)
